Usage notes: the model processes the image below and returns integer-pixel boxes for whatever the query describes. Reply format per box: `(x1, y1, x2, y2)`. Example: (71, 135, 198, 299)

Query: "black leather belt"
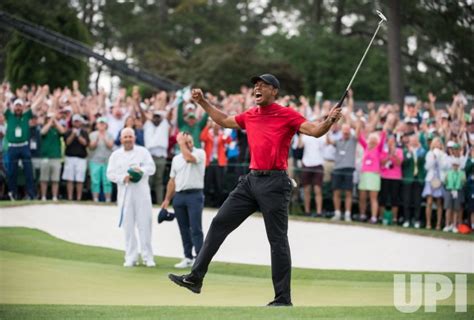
(177, 188, 203, 194)
(249, 170, 286, 176)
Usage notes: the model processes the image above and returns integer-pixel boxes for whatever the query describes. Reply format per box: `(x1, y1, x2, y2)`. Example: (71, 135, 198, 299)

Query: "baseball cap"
(157, 208, 175, 224)
(72, 114, 85, 123)
(97, 117, 108, 124)
(185, 103, 196, 111)
(251, 74, 280, 89)
(13, 98, 24, 106)
(446, 140, 456, 148)
(186, 112, 197, 119)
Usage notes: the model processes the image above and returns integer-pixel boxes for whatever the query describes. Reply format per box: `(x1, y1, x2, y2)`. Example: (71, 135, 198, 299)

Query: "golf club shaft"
(336, 22, 383, 108)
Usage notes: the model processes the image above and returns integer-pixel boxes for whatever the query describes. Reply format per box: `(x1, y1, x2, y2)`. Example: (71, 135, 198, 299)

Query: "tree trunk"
(386, 0, 404, 106)
(311, 0, 323, 26)
(333, 0, 346, 35)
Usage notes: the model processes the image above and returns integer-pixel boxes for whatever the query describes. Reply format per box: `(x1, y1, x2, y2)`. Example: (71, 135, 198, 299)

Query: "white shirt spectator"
(144, 119, 170, 158)
(323, 130, 342, 161)
(301, 135, 325, 167)
(170, 148, 206, 192)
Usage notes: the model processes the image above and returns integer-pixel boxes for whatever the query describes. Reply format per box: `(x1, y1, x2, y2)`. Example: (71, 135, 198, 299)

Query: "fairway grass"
(0, 227, 472, 319)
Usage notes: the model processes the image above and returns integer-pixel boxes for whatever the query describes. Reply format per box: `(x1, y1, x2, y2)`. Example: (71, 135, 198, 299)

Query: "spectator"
(39, 112, 66, 201)
(401, 134, 427, 228)
(379, 135, 404, 224)
(115, 116, 145, 147)
(161, 132, 206, 268)
(328, 123, 358, 221)
(465, 146, 474, 229)
(29, 114, 42, 182)
(298, 132, 325, 216)
(443, 156, 466, 233)
(63, 114, 89, 201)
(357, 122, 387, 223)
(88, 117, 114, 202)
(422, 137, 449, 230)
(4, 99, 37, 200)
(107, 128, 156, 267)
(141, 109, 170, 204)
(177, 101, 208, 148)
(200, 122, 232, 207)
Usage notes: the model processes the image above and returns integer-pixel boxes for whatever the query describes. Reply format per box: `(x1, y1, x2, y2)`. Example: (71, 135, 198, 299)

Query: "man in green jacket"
(177, 101, 208, 148)
(401, 134, 427, 228)
(4, 99, 36, 200)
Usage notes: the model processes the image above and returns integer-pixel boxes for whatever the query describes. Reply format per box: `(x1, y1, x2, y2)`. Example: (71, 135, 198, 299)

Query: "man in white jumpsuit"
(107, 128, 156, 267)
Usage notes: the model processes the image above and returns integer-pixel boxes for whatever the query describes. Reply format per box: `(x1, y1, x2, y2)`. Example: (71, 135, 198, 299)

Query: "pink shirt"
(380, 148, 404, 179)
(358, 131, 386, 174)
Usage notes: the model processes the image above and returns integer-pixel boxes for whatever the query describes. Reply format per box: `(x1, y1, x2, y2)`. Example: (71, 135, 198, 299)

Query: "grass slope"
(0, 227, 472, 319)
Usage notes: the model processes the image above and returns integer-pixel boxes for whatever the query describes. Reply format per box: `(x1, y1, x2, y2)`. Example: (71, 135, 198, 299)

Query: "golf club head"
(376, 10, 387, 23)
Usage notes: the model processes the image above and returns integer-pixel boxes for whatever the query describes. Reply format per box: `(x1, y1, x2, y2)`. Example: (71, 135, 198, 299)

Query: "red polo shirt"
(235, 103, 306, 170)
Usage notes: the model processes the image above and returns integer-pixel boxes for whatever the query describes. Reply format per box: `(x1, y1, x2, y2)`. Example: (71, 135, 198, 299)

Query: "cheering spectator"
(422, 137, 449, 230)
(357, 121, 387, 223)
(88, 117, 114, 202)
(39, 112, 66, 201)
(298, 132, 325, 216)
(465, 146, 474, 229)
(4, 99, 37, 200)
(328, 124, 358, 221)
(379, 135, 404, 224)
(142, 109, 170, 204)
(401, 134, 427, 228)
(200, 122, 232, 207)
(63, 114, 89, 201)
(177, 101, 208, 148)
(443, 156, 466, 233)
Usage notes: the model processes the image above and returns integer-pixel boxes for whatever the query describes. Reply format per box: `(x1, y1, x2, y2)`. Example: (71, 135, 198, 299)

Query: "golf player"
(169, 74, 342, 306)
(107, 128, 157, 267)
(161, 132, 206, 269)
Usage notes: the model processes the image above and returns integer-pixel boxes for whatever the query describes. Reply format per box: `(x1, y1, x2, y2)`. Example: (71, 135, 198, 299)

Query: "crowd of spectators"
(1, 81, 473, 233)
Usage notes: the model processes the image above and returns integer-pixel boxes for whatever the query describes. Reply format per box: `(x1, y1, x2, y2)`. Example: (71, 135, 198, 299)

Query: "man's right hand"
(161, 199, 169, 209)
(123, 175, 131, 184)
(191, 88, 205, 104)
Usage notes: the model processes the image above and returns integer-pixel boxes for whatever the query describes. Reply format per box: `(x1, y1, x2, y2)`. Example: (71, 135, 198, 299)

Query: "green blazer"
(402, 147, 427, 183)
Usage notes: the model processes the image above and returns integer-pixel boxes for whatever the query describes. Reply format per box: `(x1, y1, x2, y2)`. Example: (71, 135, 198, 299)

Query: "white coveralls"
(107, 145, 156, 264)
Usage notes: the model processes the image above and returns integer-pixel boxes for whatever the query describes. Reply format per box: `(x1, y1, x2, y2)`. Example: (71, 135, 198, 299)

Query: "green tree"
(1, 0, 91, 90)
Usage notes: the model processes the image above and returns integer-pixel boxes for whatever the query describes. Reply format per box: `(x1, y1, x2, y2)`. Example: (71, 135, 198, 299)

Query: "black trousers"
(402, 181, 423, 222)
(192, 171, 293, 304)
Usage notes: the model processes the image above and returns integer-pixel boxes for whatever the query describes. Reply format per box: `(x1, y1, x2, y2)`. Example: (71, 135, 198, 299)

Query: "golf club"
(335, 10, 387, 108)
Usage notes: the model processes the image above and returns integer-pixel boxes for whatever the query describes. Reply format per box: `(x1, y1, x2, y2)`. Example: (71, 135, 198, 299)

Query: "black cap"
(251, 74, 280, 89)
(157, 208, 175, 224)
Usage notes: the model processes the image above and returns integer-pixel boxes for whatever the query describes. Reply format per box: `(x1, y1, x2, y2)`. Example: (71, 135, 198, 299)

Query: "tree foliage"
(1, 0, 91, 90)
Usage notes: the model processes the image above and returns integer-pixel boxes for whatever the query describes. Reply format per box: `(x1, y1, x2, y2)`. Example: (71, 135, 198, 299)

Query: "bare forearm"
(311, 118, 335, 138)
(164, 179, 175, 202)
(198, 99, 231, 127)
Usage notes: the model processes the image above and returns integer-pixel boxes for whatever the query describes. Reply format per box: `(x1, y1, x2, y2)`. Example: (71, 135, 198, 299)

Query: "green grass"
(0, 305, 472, 320)
(0, 227, 472, 319)
(1, 201, 472, 241)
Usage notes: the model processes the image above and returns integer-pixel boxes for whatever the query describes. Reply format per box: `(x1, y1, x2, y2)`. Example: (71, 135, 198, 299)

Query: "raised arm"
(299, 104, 342, 138)
(191, 89, 240, 129)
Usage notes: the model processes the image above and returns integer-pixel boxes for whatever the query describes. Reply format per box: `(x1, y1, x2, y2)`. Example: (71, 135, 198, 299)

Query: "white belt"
(8, 141, 29, 147)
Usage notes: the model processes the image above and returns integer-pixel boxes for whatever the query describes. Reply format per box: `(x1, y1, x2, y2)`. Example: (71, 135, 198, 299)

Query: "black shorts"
(379, 178, 401, 207)
(331, 168, 354, 191)
(301, 165, 324, 187)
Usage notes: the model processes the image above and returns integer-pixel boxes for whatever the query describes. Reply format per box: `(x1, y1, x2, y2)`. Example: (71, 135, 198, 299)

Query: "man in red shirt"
(169, 74, 342, 306)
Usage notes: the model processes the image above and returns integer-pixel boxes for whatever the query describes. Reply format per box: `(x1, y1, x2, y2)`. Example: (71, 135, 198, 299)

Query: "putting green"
(0, 227, 472, 319)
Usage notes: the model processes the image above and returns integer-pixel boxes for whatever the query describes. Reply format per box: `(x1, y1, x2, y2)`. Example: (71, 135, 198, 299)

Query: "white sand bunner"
(0, 204, 472, 273)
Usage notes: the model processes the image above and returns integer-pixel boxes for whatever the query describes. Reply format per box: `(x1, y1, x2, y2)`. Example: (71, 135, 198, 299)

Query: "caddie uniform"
(107, 145, 156, 265)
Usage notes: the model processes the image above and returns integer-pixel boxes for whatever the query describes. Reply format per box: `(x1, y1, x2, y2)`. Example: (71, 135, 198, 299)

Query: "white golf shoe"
(174, 258, 194, 269)
(123, 260, 138, 267)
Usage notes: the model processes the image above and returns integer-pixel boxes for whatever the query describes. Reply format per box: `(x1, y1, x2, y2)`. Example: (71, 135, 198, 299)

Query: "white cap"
(72, 114, 85, 123)
(185, 103, 196, 111)
(446, 140, 455, 148)
(13, 98, 24, 106)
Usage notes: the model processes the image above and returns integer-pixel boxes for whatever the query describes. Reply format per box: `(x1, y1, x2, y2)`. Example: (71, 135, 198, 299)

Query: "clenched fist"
(191, 88, 205, 104)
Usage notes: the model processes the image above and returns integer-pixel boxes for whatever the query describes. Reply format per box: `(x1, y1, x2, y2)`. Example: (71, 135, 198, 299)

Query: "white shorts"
(62, 157, 87, 182)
